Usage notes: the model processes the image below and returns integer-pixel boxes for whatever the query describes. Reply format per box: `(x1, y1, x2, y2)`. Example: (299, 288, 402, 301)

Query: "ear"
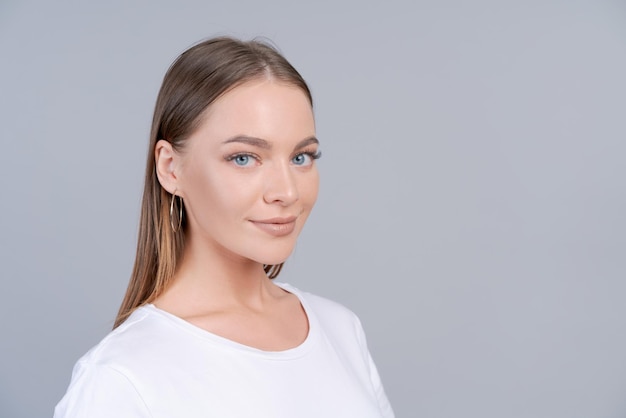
(155, 139, 180, 195)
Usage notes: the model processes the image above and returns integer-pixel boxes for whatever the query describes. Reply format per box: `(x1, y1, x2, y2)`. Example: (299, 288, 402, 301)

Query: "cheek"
(301, 171, 320, 207)
(185, 164, 259, 217)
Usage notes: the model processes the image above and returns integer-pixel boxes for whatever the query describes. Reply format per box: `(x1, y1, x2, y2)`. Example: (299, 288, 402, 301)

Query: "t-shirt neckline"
(141, 282, 318, 360)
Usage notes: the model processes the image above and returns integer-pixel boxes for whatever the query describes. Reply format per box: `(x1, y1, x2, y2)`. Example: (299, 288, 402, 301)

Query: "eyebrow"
(222, 135, 319, 150)
(295, 136, 319, 149)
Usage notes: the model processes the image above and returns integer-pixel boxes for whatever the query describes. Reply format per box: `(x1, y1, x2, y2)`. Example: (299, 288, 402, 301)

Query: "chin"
(251, 245, 295, 267)
(256, 254, 291, 267)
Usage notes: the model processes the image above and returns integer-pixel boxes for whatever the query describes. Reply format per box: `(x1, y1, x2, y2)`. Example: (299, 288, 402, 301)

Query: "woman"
(54, 36, 394, 418)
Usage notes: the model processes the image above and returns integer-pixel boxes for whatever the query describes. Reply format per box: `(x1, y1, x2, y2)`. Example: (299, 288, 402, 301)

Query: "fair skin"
(153, 79, 319, 351)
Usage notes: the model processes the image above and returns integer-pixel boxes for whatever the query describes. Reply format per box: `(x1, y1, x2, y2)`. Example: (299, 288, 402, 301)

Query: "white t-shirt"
(54, 283, 394, 418)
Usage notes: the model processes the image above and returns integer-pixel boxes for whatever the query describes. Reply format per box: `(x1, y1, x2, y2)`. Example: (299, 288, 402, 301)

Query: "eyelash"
(224, 152, 261, 164)
(299, 150, 322, 161)
(224, 149, 322, 165)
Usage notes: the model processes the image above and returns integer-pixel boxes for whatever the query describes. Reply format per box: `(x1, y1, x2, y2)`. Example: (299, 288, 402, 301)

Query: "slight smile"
(250, 216, 297, 237)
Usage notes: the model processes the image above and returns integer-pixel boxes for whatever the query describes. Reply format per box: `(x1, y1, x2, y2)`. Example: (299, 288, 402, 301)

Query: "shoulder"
(277, 282, 358, 318)
(276, 282, 366, 342)
(55, 360, 152, 418)
(74, 305, 175, 370)
(55, 308, 161, 417)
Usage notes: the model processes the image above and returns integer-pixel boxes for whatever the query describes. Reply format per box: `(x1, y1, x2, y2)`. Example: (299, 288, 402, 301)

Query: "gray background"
(1, 0, 625, 417)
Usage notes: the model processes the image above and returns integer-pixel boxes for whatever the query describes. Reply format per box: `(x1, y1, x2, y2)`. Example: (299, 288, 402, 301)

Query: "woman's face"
(172, 79, 319, 266)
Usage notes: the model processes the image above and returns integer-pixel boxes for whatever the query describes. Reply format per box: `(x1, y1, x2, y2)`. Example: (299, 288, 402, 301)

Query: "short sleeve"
(54, 361, 153, 418)
(354, 317, 396, 418)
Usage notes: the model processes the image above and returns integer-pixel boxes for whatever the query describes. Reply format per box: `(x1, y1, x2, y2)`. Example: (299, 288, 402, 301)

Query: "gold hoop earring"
(170, 193, 183, 233)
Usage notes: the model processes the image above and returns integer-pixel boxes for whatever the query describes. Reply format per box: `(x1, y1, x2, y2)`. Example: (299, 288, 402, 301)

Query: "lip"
(250, 216, 297, 237)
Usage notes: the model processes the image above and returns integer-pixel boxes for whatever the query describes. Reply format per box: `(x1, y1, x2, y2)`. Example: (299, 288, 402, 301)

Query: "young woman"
(54, 37, 394, 418)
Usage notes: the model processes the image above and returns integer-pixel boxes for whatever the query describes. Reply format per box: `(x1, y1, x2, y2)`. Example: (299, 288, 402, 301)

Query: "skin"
(153, 79, 319, 351)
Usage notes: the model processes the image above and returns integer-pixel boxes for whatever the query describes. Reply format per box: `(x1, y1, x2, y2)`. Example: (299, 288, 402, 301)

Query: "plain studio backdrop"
(1, 1, 625, 417)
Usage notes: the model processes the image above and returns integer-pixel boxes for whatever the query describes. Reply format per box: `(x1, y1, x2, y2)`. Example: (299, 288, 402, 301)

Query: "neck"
(155, 230, 280, 314)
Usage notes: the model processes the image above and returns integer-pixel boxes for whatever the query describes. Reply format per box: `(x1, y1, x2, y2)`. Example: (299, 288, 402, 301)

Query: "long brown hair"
(114, 37, 313, 328)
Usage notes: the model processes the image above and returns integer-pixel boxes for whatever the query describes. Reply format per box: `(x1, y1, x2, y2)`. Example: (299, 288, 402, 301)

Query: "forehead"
(195, 79, 315, 143)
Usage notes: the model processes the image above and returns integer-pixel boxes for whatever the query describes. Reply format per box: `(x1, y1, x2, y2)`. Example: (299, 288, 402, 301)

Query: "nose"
(263, 163, 298, 206)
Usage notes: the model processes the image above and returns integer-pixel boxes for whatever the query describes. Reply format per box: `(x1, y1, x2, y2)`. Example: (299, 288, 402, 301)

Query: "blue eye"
(292, 153, 314, 166)
(292, 150, 321, 166)
(228, 153, 260, 167)
(234, 155, 250, 166)
(292, 153, 308, 165)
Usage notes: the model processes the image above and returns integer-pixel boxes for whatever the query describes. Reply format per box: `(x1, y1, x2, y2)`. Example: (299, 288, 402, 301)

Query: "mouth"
(249, 216, 297, 237)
